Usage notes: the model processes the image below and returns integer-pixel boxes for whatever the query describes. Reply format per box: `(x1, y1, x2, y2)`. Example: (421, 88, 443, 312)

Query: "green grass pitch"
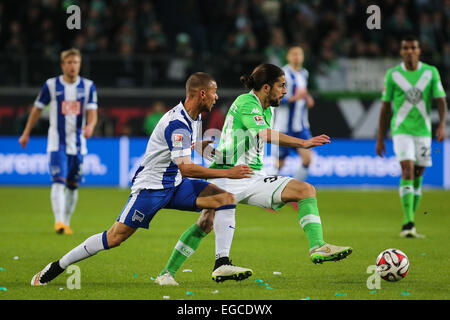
(0, 187, 449, 300)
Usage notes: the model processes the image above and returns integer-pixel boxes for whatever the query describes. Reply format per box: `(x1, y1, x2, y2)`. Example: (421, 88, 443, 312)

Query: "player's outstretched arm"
(18, 106, 43, 149)
(376, 101, 392, 157)
(258, 128, 330, 149)
(175, 156, 253, 179)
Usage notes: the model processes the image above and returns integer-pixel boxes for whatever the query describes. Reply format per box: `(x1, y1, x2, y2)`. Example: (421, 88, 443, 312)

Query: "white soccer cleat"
(309, 243, 353, 264)
(31, 263, 52, 286)
(212, 264, 253, 283)
(155, 272, 179, 286)
(400, 227, 426, 238)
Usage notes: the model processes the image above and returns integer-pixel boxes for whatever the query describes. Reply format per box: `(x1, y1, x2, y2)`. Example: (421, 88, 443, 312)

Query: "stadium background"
(0, 0, 449, 188)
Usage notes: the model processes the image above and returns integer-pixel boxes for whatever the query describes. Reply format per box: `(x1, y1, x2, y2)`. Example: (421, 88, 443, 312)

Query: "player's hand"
(302, 134, 331, 148)
(18, 134, 29, 149)
(83, 125, 94, 138)
(376, 139, 386, 157)
(227, 165, 254, 179)
(306, 94, 315, 108)
(289, 88, 307, 102)
(435, 123, 446, 142)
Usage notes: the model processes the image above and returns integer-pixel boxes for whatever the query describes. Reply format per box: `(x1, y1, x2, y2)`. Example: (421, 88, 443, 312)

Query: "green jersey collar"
(401, 61, 422, 72)
(249, 90, 264, 109)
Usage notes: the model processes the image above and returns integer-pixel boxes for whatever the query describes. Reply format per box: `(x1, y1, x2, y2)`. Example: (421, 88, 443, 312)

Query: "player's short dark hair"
(240, 63, 285, 91)
(401, 35, 420, 44)
(185, 72, 216, 96)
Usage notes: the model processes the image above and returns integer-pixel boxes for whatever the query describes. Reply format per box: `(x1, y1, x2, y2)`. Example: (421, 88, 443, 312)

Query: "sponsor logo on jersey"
(62, 101, 81, 115)
(254, 115, 265, 125)
(251, 108, 261, 114)
(172, 133, 184, 147)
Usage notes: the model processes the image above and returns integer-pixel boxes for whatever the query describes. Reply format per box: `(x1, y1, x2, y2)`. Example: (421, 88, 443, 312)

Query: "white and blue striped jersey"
(131, 102, 201, 193)
(34, 75, 98, 155)
(273, 65, 310, 133)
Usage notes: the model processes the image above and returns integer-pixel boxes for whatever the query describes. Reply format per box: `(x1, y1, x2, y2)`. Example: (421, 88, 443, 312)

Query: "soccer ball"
(376, 248, 409, 282)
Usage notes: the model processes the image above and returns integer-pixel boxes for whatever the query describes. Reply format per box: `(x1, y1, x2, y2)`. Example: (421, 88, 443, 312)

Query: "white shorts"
(208, 172, 293, 210)
(392, 134, 432, 167)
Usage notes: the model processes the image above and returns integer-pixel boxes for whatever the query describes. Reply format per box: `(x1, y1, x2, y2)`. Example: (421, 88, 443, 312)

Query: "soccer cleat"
(54, 222, 65, 234)
(310, 243, 352, 264)
(155, 272, 179, 286)
(400, 223, 425, 238)
(31, 261, 65, 286)
(63, 225, 74, 235)
(212, 257, 253, 283)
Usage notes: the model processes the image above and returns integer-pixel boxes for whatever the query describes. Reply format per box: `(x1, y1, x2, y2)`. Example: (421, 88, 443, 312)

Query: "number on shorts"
(420, 146, 431, 159)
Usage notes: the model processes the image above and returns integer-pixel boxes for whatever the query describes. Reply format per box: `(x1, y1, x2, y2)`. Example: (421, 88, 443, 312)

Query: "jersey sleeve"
(164, 120, 192, 161)
(431, 67, 446, 99)
(34, 81, 51, 109)
(381, 69, 394, 102)
(86, 82, 98, 110)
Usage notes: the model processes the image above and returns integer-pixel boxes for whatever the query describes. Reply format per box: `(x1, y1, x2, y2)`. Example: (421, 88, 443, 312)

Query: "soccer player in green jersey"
(376, 35, 448, 238)
(159, 64, 352, 284)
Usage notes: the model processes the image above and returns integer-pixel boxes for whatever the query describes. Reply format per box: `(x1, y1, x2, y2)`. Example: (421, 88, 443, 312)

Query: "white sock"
(59, 232, 109, 269)
(51, 183, 66, 223)
(294, 165, 309, 181)
(63, 188, 78, 226)
(213, 208, 236, 259)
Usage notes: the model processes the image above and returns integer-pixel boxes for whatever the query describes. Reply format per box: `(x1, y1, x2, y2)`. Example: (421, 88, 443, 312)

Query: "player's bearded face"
(268, 77, 287, 107)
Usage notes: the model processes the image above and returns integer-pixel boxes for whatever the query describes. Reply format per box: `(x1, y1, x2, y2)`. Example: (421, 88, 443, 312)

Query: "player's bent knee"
(296, 181, 316, 200)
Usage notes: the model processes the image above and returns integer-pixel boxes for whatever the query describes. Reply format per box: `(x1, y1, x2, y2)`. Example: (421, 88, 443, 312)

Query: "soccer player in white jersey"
(30, 72, 254, 287)
(272, 46, 315, 189)
(376, 35, 447, 238)
(19, 48, 98, 235)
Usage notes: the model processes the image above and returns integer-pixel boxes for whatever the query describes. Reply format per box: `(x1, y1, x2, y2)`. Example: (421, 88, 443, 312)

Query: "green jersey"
(210, 91, 272, 171)
(381, 61, 446, 137)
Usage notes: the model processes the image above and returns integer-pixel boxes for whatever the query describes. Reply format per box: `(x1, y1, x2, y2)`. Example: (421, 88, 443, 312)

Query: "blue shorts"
(116, 178, 211, 229)
(278, 129, 312, 159)
(48, 150, 83, 183)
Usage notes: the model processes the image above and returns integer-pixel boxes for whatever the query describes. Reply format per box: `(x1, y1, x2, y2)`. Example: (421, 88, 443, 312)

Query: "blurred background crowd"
(0, 0, 448, 136)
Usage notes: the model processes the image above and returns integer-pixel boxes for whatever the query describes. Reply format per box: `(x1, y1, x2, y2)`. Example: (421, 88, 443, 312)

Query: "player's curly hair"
(240, 63, 284, 90)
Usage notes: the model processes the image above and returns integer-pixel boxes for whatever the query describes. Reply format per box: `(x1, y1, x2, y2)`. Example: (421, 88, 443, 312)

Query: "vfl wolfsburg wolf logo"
(405, 87, 422, 105)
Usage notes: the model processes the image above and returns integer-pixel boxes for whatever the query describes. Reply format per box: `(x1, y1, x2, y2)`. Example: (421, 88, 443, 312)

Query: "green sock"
(161, 224, 207, 276)
(413, 176, 423, 213)
(298, 197, 326, 249)
(399, 178, 414, 225)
